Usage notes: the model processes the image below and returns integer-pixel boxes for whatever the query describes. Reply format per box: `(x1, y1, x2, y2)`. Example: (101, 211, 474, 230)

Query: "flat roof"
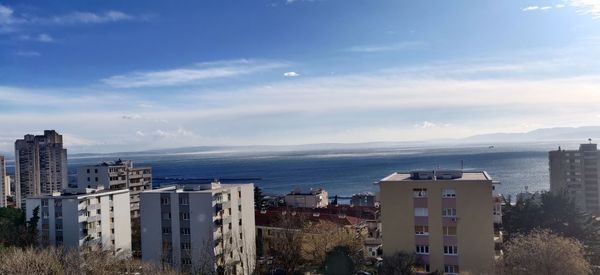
(380, 170, 491, 182)
(144, 183, 253, 194)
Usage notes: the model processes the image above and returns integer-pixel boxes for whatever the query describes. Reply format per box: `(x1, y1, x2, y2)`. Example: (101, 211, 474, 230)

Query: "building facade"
(379, 170, 499, 274)
(77, 160, 152, 219)
(351, 192, 377, 207)
(550, 142, 600, 214)
(15, 130, 68, 209)
(0, 155, 8, 207)
(25, 187, 131, 256)
(140, 182, 256, 274)
(284, 188, 329, 208)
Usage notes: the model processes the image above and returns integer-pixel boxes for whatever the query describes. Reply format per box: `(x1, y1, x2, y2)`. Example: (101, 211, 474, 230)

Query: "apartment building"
(351, 192, 377, 207)
(0, 155, 8, 207)
(379, 170, 499, 274)
(284, 188, 329, 208)
(15, 130, 68, 209)
(550, 142, 600, 214)
(77, 160, 152, 218)
(140, 181, 255, 274)
(25, 187, 131, 256)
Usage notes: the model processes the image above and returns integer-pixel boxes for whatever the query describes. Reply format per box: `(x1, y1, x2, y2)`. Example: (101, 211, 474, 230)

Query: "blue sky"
(1, 0, 600, 153)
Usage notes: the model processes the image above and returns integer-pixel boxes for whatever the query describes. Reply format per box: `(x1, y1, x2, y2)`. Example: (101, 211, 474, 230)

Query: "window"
(181, 258, 192, 265)
(415, 245, 429, 254)
(444, 245, 458, 255)
(87, 177, 90, 182)
(414, 208, 429, 217)
(179, 197, 189, 205)
(109, 195, 113, 201)
(444, 265, 459, 274)
(181, 242, 191, 250)
(442, 208, 457, 217)
(161, 197, 170, 205)
(181, 228, 190, 235)
(238, 205, 242, 212)
(443, 226, 457, 236)
(239, 219, 242, 226)
(413, 188, 428, 198)
(94, 169, 98, 173)
(87, 169, 90, 173)
(227, 194, 231, 201)
(238, 191, 242, 198)
(95, 177, 98, 182)
(42, 199, 48, 207)
(415, 225, 429, 235)
(162, 227, 172, 234)
(180, 212, 190, 220)
(442, 189, 456, 198)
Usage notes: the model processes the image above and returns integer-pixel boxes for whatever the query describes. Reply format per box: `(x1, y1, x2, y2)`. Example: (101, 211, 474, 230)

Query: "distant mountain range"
(464, 126, 600, 143)
(1, 126, 598, 159)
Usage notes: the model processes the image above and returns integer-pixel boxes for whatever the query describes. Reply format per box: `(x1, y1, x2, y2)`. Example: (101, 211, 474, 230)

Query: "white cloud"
(569, 0, 600, 18)
(283, 71, 300, 77)
(15, 50, 40, 57)
(102, 59, 289, 88)
(344, 41, 426, 53)
(540, 6, 553, 10)
(135, 130, 145, 137)
(19, 33, 55, 43)
(556, 4, 566, 8)
(522, 6, 540, 11)
(122, 114, 142, 120)
(414, 121, 437, 129)
(43, 10, 135, 24)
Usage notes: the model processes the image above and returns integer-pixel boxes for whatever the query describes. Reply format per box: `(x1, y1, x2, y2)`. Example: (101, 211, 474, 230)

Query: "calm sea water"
(57, 143, 562, 198)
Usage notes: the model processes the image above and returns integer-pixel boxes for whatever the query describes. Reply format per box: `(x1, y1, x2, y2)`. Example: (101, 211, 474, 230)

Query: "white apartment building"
(284, 188, 329, 208)
(550, 142, 600, 215)
(15, 130, 68, 209)
(25, 187, 131, 256)
(77, 160, 152, 218)
(140, 181, 256, 274)
(0, 155, 8, 207)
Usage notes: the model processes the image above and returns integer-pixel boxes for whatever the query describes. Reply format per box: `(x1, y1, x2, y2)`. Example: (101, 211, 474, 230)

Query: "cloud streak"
(101, 59, 289, 88)
(344, 41, 426, 53)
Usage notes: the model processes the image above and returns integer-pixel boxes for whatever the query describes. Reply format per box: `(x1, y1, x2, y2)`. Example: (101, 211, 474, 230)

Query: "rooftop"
(380, 170, 492, 182)
(144, 181, 252, 194)
(28, 187, 128, 199)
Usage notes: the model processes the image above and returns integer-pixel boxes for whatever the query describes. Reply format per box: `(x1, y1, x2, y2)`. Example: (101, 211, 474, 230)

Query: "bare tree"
(499, 229, 591, 275)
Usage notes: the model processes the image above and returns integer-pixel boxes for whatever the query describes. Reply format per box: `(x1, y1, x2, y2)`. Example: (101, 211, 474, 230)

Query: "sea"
(37, 141, 574, 199)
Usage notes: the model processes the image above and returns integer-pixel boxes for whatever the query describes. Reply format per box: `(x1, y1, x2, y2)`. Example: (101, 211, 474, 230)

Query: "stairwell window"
(444, 265, 459, 274)
(414, 208, 429, 217)
(442, 189, 456, 198)
(444, 245, 458, 255)
(415, 245, 429, 255)
(415, 225, 429, 235)
(413, 188, 428, 198)
(442, 208, 457, 217)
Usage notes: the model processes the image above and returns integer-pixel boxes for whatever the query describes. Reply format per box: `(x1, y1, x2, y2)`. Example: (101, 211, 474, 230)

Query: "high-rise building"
(25, 187, 131, 256)
(140, 181, 256, 274)
(0, 155, 8, 207)
(76, 160, 152, 219)
(550, 142, 600, 214)
(379, 170, 500, 274)
(15, 130, 68, 209)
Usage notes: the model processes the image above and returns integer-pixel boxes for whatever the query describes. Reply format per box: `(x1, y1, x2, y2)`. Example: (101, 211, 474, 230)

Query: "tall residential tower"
(550, 142, 600, 214)
(0, 155, 8, 207)
(15, 130, 68, 209)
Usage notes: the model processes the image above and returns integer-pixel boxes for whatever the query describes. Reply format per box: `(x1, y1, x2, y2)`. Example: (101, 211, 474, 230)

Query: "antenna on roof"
(589, 138, 593, 144)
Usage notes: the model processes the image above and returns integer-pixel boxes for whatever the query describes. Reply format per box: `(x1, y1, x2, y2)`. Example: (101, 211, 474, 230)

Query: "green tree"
(323, 246, 355, 275)
(254, 186, 265, 210)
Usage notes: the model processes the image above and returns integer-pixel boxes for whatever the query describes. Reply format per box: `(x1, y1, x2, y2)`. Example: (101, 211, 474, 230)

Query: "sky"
(1, 0, 600, 153)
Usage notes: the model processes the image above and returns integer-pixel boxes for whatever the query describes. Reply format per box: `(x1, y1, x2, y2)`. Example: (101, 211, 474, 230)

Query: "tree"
(502, 192, 600, 265)
(323, 246, 354, 275)
(22, 206, 39, 247)
(0, 207, 26, 247)
(378, 251, 417, 275)
(254, 186, 265, 210)
(498, 229, 591, 275)
(267, 213, 306, 274)
(302, 221, 364, 270)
